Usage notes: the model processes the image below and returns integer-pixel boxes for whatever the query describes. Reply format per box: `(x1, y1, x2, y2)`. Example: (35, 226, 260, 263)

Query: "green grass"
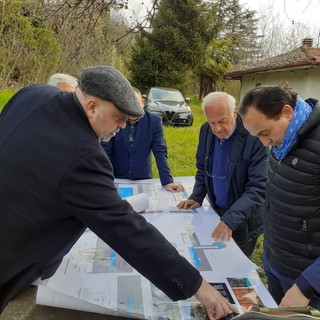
(162, 97, 205, 177)
(0, 91, 266, 284)
(0, 91, 14, 111)
(252, 235, 266, 284)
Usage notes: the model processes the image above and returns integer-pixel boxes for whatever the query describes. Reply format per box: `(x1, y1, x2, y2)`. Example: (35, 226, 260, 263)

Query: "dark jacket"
(264, 102, 320, 297)
(189, 116, 268, 246)
(0, 85, 201, 312)
(101, 110, 173, 186)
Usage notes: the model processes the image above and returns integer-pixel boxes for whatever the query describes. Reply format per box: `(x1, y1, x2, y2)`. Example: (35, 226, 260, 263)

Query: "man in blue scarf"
(239, 86, 320, 310)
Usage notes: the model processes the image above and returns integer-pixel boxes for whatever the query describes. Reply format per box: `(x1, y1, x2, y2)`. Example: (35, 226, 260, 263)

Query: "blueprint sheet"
(36, 177, 276, 319)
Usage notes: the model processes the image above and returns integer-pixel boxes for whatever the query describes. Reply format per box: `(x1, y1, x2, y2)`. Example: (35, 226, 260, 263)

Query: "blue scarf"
(273, 97, 312, 160)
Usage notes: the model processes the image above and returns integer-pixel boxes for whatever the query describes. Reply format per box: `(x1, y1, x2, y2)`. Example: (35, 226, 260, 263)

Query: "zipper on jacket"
(269, 159, 282, 183)
(265, 158, 282, 262)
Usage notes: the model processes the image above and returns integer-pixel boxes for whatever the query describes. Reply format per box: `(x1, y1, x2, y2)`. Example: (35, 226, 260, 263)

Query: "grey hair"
(47, 73, 78, 88)
(202, 92, 236, 113)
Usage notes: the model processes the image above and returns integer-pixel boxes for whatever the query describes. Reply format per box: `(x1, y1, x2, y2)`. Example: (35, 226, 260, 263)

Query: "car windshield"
(149, 89, 184, 102)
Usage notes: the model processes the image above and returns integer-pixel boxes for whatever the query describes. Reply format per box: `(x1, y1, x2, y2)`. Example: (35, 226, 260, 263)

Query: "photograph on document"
(227, 277, 263, 312)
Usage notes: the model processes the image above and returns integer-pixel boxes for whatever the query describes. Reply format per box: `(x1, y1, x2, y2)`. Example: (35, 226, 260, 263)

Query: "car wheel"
(188, 117, 194, 127)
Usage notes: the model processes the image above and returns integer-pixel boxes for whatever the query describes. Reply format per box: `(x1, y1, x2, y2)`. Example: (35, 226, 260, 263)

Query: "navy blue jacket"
(0, 85, 201, 312)
(189, 116, 268, 246)
(101, 110, 174, 186)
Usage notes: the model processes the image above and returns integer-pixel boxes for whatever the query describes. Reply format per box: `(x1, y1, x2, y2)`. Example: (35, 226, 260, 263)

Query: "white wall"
(239, 67, 320, 102)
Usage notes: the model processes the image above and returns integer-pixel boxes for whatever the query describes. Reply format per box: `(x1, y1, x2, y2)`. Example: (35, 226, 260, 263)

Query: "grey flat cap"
(79, 66, 144, 118)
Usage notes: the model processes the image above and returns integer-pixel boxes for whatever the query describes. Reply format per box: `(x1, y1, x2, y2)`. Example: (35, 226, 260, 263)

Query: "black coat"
(264, 102, 320, 293)
(0, 85, 201, 312)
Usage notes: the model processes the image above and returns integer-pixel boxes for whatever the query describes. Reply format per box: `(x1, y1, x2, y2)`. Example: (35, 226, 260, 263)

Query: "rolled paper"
(125, 193, 149, 213)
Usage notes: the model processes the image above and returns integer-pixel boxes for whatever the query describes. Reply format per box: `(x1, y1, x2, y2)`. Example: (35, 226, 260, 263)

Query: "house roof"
(225, 44, 320, 80)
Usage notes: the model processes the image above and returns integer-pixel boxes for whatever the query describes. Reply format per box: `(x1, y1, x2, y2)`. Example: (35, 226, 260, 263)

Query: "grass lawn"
(0, 91, 15, 111)
(0, 92, 266, 284)
(159, 97, 205, 177)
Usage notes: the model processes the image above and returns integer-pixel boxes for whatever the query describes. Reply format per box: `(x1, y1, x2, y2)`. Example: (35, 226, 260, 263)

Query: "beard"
(100, 133, 115, 142)
(100, 129, 121, 142)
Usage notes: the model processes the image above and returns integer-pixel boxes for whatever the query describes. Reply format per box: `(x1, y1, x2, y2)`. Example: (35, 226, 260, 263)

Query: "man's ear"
(281, 104, 294, 120)
(233, 108, 238, 119)
(84, 97, 99, 119)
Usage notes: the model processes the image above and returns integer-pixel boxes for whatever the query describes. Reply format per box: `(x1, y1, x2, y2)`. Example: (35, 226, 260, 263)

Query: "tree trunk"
(199, 75, 215, 100)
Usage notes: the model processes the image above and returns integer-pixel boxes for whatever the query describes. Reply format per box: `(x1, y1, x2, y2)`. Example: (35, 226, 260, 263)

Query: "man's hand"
(177, 199, 200, 209)
(194, 279, 239, 320)
(164, 183, 185, 192)
(211, 221, 232, 242)
(279, 283, 310, 308)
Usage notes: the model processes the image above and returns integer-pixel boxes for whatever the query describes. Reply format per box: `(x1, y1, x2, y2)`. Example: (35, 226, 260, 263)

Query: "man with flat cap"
(0, 66, 237, 319)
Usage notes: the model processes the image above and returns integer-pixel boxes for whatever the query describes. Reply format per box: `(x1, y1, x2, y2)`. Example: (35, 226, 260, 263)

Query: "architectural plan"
(36, 177, 276, 319)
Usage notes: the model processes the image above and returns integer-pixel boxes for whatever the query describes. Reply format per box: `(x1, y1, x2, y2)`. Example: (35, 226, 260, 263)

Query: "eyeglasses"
(113, 114, 140, 124)
(127, 117, 140, 125)
(206, 171, 227, 179)
(206, 161, 229, 180)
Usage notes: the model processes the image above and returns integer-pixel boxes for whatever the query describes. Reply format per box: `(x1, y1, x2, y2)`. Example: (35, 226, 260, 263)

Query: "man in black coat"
(0, 66, 237, 319)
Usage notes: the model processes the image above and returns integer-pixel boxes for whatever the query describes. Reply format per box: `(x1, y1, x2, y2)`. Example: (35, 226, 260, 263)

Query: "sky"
(126, 0, 320, 32)
(240, 0, 320, 29)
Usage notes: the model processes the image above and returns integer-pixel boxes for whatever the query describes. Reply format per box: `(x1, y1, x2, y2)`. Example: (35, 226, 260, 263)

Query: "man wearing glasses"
(101, 87, 184, 192)
(178, 91, 268, 258)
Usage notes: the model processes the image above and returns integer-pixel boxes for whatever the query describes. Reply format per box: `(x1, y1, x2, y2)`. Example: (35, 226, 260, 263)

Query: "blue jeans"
(263, 255, 320, 309)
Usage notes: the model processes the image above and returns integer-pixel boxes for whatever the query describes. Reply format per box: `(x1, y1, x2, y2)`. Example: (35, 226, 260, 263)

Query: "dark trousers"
(263, 255, 320, 309)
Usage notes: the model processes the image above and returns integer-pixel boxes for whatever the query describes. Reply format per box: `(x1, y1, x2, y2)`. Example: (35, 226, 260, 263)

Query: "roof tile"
(225, 45, 320, 79)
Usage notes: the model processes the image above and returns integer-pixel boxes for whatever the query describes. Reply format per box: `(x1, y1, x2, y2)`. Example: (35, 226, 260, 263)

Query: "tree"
(252, 2, 320, 59)
(196, 39, 232, 99)
(193, 0, 259, 97)
(215, 0, 260, 65)
(0, 0, 61, 89)
(0, 0, 142, 88)
(129, 0, 261, 95)
(129, 0, 217, 91)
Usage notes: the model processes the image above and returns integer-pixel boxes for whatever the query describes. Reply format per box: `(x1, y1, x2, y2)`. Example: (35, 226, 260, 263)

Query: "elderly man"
(239, 86, 320, 309)
(178, 92, 268, 258)
(47, 72, 78, 92)
(0, 66, 237, 319)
